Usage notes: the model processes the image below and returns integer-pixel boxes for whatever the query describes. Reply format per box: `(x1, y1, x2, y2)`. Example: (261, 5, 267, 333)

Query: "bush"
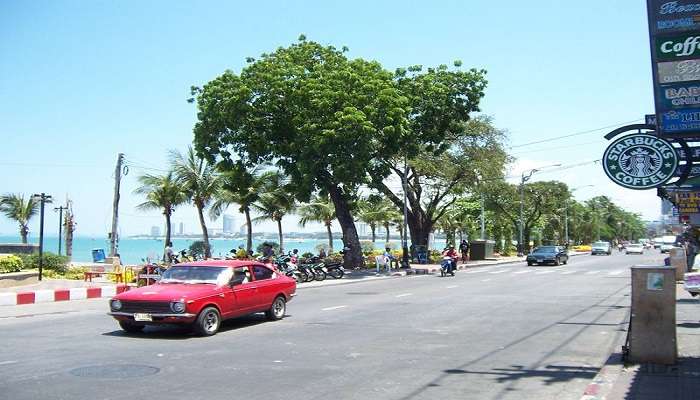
(20, 252, 69, 273)
(360, 240, 375, 255)
(0, 255, 24, 273)
(301, 252, 314, 259)
(189, 241, 206, 259)
(43, 267, 88, 280)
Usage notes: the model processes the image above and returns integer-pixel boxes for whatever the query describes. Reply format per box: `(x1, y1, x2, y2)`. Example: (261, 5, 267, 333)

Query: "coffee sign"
(603, 134, 678, 189)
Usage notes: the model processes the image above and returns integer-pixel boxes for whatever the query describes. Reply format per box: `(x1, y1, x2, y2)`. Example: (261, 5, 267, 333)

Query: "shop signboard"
(602, 134, 678, 189)
(647, 1, 700, 136)
(658, 59, 700, 83)
(675, 190, 700, 212)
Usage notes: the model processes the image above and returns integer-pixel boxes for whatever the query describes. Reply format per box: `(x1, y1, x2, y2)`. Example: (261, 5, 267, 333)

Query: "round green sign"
(602, 134, 678, 190)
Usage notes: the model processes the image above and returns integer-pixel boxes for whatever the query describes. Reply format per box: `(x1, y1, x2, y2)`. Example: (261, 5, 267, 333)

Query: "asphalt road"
(0, 250, 666, 400)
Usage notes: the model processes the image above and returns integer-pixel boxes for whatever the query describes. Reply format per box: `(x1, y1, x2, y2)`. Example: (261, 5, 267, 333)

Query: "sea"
(0, 235, 446, 265)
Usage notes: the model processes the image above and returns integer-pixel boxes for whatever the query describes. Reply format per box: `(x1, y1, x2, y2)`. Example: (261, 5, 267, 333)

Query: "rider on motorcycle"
(442, 245, 458, 275)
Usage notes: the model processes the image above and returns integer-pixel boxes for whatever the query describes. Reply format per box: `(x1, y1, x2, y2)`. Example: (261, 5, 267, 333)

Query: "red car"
(108, 260, 296, 336)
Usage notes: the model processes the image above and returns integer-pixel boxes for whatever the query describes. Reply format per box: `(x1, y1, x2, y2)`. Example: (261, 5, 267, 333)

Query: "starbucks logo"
(603, 134, 678, 190)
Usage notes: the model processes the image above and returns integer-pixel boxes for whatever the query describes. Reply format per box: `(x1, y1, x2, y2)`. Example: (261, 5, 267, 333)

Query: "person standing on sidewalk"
(459, 240, 470, 264)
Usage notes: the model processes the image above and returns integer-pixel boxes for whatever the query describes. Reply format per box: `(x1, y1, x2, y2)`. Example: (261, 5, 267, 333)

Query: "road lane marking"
(535, 269, 562, 274)
(608, 270, 624, 275)
(446, 285, 459, 289)
(395, 293, 413, 298)
(481, 279, 492, 282)
(489, 269, 509, 274)
(561, 270, 577, 275)
(465, 270, 483, 274)
(585, 271, 601, 275)
(322, 305, 347, 311)
(513, 270, 531, 274)
(0, 361, 18, 366)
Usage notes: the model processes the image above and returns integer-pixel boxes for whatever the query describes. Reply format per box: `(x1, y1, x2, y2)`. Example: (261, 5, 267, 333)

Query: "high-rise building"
(223, 214, 235, 234)
(178, 222, 184, 235)
(150, 225, 161, 237)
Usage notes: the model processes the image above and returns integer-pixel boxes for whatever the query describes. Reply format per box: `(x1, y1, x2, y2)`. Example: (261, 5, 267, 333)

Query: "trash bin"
(92, 248, 106, 263)
(470, 240, 495, 261)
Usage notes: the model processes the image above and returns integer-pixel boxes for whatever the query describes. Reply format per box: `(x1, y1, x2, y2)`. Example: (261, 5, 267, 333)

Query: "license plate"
(536, 259, 543, 263)
(133, 313, 152, 322)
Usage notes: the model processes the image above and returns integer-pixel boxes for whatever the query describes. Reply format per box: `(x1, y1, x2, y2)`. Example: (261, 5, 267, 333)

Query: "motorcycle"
(272, 255, 307, 283)
(440, 256, 456, 277)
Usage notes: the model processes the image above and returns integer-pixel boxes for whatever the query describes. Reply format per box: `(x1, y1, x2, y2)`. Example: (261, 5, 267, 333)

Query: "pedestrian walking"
(459, 240, 470, 264)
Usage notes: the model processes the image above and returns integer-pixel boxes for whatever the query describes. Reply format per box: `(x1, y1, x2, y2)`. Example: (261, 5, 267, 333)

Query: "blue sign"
(660, 109, 700, 132)
(660, 82, 700, 108)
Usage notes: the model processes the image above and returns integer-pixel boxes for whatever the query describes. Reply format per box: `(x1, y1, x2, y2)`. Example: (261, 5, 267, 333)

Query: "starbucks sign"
(603, 134, 678, 189)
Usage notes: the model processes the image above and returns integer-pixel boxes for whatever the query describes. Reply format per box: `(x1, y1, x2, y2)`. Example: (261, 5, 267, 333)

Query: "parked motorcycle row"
(269, 254, 345, 283)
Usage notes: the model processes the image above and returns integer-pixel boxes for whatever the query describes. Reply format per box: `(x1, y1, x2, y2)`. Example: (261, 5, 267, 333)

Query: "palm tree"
(170, 147, 221, 258)
(252, 171, 295, 253)
(133, 172, 187, 260)
(0, 193, 39, 244)
(298, 195, 336, 252)
(355, 197, 389, 243)
(210, 166, 267, 254)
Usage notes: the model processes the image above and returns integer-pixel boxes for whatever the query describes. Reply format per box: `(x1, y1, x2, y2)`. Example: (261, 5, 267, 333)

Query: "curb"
(580, 352, 625, 400)
(0, 284, 130, 306)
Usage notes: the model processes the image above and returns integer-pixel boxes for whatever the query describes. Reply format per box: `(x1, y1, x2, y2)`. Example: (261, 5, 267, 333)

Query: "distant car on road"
(659, 235, 678, 254)
(108, 260, 296, 336)
(527, 246, 569, 266)
(591, 241, 612, 256)
(625, 243, 644, 255)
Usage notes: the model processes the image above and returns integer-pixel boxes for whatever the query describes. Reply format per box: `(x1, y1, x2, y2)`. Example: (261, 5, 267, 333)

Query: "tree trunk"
(196, 204, 211, 258)
(20, 225, 28, 244)
(328, 184, 364, 268)
(384, 222, 390, 243)
(163, 211, 172, 262)
(244, 207, 253, 253)
(370, 224, 376, 242)
(408, 216, 433, 249)
(277, 218, 284, 254)
(326, 222, 334, 252)
(64, 206, 74, 259)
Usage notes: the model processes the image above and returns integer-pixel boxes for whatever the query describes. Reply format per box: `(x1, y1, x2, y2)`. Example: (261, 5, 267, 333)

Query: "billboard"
(648, 1, 700, 136)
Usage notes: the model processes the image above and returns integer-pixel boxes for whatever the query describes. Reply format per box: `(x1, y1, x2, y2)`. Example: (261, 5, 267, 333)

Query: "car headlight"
(170, 301, 186, 313)
(111, 299, 122, 311)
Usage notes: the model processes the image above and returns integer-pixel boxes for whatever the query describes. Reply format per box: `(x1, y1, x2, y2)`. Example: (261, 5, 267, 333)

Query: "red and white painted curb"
(580, 353, 624, 400)
(0, 284, 130, 306)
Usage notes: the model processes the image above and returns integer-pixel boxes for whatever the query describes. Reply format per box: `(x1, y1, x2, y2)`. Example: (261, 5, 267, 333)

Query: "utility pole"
(401, 156, 410, 268)
(32, 193, 52, 281)
(110, 153, 125, 257)
(518, 164, 561, 256)
(480, 192, 486, 240)
(54, 205, 66, 255)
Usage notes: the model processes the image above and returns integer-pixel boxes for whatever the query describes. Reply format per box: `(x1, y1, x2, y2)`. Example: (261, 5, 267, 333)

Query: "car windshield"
(628, 244, 642, 248)
(532, 247, 557, 254)
(160, 266, 232, 285)
(593, 242, 608, 247)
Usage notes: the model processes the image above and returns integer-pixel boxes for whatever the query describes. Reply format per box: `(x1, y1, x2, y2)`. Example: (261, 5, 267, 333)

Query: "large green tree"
(191, 38, 409, 268)
(252, 171, 296, 253)
(0, 194, 39, 244)
(170, 146, 221, 258)
(133, 172, 187, 260)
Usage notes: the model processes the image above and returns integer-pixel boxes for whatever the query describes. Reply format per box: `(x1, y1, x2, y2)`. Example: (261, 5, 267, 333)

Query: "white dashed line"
(395, 293, 413, 298)
(465, 270, 483, 274)
(560, 270, 577, 275)
(513, 269, 531, 274)
(489, 269, 509, 274)
(481, 279, 492, 282)
(535, 269, 561, 274)
(0, 360, 18, 366)
(585, 271, 601, 275)
(608, 270, 624, 275)
(446, 285, 459, 289)
(322, 305, 347, 311)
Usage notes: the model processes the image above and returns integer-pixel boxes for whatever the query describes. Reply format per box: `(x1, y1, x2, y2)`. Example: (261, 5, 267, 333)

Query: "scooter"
(440, 256, 455, 277)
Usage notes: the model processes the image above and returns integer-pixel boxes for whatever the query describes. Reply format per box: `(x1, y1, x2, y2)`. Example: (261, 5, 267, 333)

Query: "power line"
(508, 118, 643, 149)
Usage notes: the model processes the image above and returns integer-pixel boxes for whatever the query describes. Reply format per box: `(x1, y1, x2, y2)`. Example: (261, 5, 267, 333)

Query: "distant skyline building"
(223, 214, 235, 234)
(178, 222, 184, 235)
(150, 225, 160, 237)
(239, 222, 247, 235)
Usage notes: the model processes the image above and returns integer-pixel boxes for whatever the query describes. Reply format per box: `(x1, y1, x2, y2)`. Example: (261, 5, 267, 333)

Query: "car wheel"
(563, 259, 567, 265)
(527, 261, 533, 266)
(266, 296, 286, 321)
(555, 258, 561, 266)
(194, 306, 221, 336)
(119, 321, 144, 333)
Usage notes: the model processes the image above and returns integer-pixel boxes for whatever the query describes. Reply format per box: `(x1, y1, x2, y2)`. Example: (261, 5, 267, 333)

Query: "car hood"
(115, 283, 221, 302)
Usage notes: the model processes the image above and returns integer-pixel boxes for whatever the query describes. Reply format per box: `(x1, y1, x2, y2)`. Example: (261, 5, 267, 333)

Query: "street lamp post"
(32, 193, 53, 281)
(518, 164, 561, 256)
(401, 156, 410, 268)
(54, 205, 66, 255)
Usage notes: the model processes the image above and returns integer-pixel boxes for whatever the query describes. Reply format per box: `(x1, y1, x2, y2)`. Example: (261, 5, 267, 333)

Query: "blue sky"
(0, 0, 658, 238)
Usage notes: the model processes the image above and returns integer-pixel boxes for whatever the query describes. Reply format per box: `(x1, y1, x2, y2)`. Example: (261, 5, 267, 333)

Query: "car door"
(224, 266, 259, 318)
(251, 264, 277, 311)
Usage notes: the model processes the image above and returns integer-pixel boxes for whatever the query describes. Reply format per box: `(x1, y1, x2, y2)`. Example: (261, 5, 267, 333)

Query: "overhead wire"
(507, 118, 643, 149)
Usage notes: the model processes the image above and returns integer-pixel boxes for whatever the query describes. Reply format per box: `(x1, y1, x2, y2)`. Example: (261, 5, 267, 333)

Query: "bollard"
(669, 248, 687, 281)
(629, 266, 677, 365)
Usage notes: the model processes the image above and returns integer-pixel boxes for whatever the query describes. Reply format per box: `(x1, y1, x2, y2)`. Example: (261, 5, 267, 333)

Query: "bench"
(83, 265, 125, 283)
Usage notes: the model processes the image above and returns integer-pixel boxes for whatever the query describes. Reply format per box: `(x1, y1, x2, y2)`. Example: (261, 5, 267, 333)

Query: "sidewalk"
(0, 278, 128, 306)
(582, 286, 700, 400)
